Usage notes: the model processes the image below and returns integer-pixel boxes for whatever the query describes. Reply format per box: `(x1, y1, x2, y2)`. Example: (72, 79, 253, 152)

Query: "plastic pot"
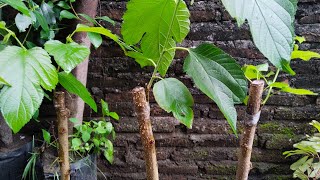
(0, 141, 32, 180)
(45, 154, 97, 180)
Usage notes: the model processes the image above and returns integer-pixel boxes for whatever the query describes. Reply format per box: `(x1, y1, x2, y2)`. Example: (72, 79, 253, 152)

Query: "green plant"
(70, 100, 119, 164)
(242, 37, 319, 105)
(0, 0, 122, 179)
(120, 0, 318, 179)
(0, 0, 120, 133)
(122, 0, 248, 134)
(284, 120, 320, 180)
(238, 37, 318, 179)
(22, 138, 39, 180)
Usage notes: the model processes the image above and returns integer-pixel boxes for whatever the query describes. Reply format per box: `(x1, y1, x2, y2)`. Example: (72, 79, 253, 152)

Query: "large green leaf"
(44, 40, 90, 73)
(183, 44, 248, 134)
(121, 0, 190, 75)
(221, 0, 296, 73)
(58, 72, 97, 112)
(0, 46, 58, 133)
(0, 0, 29, 15)
(153, 78, 194, 128)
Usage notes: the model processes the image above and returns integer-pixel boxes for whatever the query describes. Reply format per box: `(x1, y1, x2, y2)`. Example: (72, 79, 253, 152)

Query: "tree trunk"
(0, 112, 12, 147)
(54, 91, 70, 180)
(236, 80, 265, 180)
(66, 0, 99, 132)
(132, 87, 159, 180)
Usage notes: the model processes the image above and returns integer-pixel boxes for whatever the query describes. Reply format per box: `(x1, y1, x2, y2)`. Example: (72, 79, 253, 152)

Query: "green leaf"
(79, 13, 96, 24)
(121, 0, 190, 76)
(295, 36, 306, 44)
(92, 138, 99, 147)
(291, 156, 309, 171)
(0, 0, 29, 15)
(69, 118, 79, 124)
(108, 112, 119, 121)
(0, 46, 58, 133)
(256, 63, 269, 72)
(104, 139, 114, 163)
(57, 1, 71, 9)
(33, 10, 50, 32)
(82, 131, 90, 142)
(74, 24, 119, 44)
(270, 82, 318, 95)
(95, 16, 115, 26)
(310, 120, 320, 133)
(101, 99, 109, 116)
(0, 21, 6, 29)
(153, 78, 194, 128)
(0, 76, 10, 86)
(41, 2, 56, 25)
(42, 129, 51, 143)
(60, 10, 77, 20)
(291, 50, 320, 61)
(95, 126, 106, 134)
(95, 121, 113, 134)
(44, 40, 90, 73)
(126, 51, 155, 67)
(281, 87, 318, 95)
(183, 44, 248, 134)
(71, 138, 82, 148)
(26, 41, 37, 49)
(15, 13, 32, 32)
(243, 96, 249, 105)
(221, 0, 296, 72)
(32, 109, 39, 121)
(88, 32, 102, 49)
(58, 72, 97, 112)
(242, 65, 261, 80)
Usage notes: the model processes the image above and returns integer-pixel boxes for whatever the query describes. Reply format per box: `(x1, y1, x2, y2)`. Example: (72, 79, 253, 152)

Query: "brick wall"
(85, 0, 320, 179)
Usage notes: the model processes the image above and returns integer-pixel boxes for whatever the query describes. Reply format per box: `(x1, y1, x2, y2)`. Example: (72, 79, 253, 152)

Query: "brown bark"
(132, 87, 159, 180)
(236, 80, 265, 180)
(66, 0, 99, 132)
(0, 112, 12, 147)
(54, 91, 70, 180)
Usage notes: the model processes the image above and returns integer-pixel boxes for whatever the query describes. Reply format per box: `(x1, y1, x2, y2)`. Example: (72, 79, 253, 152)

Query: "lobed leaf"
(121, 0, 190, 75)
(45, 40, 90, 73)
(221, 0, 297, 74)
(0, 46, 58, 132)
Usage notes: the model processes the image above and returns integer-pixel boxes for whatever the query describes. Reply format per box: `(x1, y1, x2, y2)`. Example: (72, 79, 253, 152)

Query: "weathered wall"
(71, 0, 320, 179)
